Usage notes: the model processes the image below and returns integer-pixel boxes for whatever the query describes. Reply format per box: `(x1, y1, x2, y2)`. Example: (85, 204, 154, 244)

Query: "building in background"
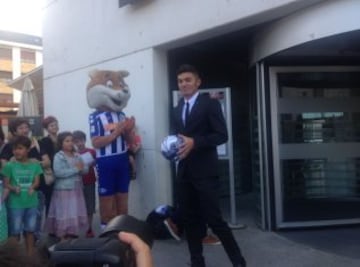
(0, 30, 42, 131)
(41, 0, 360, 230)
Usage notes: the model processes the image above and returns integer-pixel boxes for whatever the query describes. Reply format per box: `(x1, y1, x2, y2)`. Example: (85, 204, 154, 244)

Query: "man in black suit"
(172, 64, 246, 267)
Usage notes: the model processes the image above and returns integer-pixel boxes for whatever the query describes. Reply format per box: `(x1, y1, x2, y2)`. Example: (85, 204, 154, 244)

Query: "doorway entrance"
(269, 66, 360, 228)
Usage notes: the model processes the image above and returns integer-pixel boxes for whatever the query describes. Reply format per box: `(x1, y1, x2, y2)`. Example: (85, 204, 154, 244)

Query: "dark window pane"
(0, 47, 11, 60)
(21, 50, 35, 63)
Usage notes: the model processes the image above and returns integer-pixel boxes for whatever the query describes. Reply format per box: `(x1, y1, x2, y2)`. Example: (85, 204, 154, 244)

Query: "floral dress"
(46, 152, 88, 237)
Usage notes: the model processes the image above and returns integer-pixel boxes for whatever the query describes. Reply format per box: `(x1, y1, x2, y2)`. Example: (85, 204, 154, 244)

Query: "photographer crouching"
(119, 232, 154, 267)
(0, 215, 154, 267)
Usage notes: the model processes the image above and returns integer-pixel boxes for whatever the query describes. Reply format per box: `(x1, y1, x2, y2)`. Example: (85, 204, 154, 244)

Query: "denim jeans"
(8, 207, 37, 235)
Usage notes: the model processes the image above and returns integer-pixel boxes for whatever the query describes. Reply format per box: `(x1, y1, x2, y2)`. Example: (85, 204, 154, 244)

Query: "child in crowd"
(2, 136, 42, 255)
(72, 130, 97, 238)
(0, 127, 8, 243)
(0, 177, 8, 243)
(46, 131, 88, 241)
(128, 134, 141, 180)
(0, 118, 52, 242)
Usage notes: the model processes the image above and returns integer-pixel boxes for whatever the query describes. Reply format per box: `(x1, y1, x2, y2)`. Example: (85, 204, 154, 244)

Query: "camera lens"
(50, 215, 153, 267)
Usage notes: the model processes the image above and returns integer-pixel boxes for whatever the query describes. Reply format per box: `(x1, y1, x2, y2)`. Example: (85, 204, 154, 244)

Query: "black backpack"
(146, 205, 181, 239)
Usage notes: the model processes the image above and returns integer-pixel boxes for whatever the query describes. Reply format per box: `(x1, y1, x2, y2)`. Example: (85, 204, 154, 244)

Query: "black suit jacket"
(172, 93, 228, 179)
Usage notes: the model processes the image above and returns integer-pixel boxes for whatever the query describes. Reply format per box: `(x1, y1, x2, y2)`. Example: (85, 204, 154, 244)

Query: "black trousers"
(176, 174, 244, 266)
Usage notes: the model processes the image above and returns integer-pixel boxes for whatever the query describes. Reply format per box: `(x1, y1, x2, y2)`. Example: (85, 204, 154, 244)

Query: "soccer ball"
(161, 135, 183, 161)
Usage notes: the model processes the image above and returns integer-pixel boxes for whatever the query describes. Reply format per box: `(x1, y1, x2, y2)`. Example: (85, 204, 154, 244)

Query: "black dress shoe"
(190, 255, 206, 267)
(233, 256, 246, 267)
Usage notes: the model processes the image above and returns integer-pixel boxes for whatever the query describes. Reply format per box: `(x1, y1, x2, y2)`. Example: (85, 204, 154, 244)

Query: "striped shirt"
(89, 111, 127, 158)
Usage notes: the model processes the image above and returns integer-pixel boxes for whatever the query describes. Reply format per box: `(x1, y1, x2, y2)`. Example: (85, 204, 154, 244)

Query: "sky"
(0, 0, 44, 36)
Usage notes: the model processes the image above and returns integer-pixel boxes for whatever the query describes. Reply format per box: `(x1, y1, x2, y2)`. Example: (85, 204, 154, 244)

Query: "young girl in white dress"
(46, 131, 88, 240)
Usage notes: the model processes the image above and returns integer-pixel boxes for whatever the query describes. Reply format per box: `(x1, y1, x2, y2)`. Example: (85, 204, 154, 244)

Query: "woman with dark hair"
(0, 125, 6, 168)
(40, 116, 59, 165)
(39, 116, 59, 215)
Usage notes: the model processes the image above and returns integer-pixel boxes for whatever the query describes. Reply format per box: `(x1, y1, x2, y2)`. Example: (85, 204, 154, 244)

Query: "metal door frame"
(256, 62, 272, 230)
(269, 66, 360, 228)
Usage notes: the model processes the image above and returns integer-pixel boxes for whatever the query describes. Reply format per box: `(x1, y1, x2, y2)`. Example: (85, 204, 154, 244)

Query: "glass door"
(270, 66, 360, 228)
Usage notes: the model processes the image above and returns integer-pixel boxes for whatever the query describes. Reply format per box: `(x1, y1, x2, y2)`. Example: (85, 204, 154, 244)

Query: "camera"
(49, 215, 153, 267)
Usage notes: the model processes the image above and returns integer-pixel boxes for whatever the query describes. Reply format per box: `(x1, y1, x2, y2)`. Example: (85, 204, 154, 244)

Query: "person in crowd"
(119, 231, 154, 267)
(128, 133, 141, 180)
(40, 116, 59, 164)
(40, 116, 59, 214)
(0, 126, 7, 168)
(0, 179, 8, 244)
(0, 239, 51, 267)
(0, 126, 8, 243)
(0, 119, 51, 168)
(171, 64, 246, 267)
(46, 131, 88, 241)
(2, 136, 42, 255)
(0, 118, 51, 242)
(72, 130, 97, 238)
(0, 231, 153, 267)
(89, 109, 134, 230)
(0, 178, 8, 244)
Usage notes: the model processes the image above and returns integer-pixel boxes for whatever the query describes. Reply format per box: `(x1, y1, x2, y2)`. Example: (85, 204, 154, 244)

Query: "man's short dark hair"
(73, 130, 86, 141)
(176, 64, 200, 77)
(9, 118, 30, 135)
(10, 135, 31, 149)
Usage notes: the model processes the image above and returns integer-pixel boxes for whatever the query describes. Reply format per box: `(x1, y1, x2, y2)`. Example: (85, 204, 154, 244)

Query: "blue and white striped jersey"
(89, 111, 127, 158)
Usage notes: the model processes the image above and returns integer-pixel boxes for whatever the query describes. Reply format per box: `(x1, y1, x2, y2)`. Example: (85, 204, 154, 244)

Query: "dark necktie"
(185, 102, 190, 126)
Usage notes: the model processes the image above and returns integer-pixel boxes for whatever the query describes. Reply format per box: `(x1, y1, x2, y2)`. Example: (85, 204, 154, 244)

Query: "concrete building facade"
(42, 0, 360, 230)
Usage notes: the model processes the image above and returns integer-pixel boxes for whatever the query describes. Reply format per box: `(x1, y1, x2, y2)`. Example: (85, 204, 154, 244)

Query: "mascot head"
(87, 69, 130, 112)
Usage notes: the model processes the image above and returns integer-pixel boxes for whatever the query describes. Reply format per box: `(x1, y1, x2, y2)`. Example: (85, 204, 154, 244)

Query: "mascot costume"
(87, 69, 136, 229)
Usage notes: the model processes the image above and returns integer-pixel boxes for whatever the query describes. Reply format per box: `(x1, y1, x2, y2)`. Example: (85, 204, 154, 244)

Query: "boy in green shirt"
(2, 136, 42, 255)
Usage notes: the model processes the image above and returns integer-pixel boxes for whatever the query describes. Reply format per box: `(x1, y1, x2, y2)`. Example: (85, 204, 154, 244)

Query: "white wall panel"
(251, 0, 360, 63)
(42, 0, 323, 78)
(43, 0, 349, 216)
(44, 48, 172, 215)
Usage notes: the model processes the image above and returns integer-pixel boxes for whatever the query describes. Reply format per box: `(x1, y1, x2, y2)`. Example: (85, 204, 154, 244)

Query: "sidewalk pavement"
(44, 192, 360, 267)
(151, 213, 360, 267)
